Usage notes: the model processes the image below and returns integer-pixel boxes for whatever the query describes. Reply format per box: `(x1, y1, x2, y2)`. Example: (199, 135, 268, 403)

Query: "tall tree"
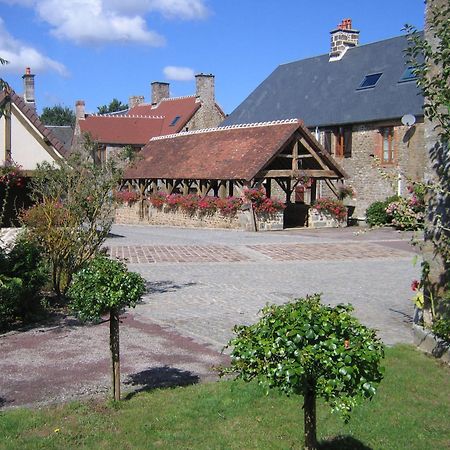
(40, 105, 76, 127)
(97, 98, 128, 114)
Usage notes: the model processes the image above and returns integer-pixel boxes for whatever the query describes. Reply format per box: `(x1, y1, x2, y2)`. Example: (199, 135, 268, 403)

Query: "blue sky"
(0, 0, 425, 116)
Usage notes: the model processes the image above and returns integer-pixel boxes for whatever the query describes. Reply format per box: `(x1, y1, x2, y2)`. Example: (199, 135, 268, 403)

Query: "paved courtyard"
(0, 225, 420, 409)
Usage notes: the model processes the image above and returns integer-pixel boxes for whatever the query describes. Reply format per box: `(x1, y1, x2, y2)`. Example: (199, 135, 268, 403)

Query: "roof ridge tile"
(150, 119, 300, 141)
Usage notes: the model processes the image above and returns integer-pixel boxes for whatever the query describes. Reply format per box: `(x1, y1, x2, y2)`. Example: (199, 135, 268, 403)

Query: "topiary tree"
(222, 294, 385, 450)
(67, 255, 146, 401)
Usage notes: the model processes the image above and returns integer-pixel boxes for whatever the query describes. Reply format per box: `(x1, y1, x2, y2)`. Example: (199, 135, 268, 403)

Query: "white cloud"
(0, 18, 68, 76)
(108, 0, 209, 20)
(0, 0, 209, 46)
(163, 65, 195, 81)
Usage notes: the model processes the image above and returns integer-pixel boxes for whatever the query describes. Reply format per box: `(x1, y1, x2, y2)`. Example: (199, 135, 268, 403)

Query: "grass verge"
(0, 345, 448, 449)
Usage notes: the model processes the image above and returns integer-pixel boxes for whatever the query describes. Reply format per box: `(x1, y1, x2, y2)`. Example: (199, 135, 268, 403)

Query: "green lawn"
(1, 345, 449, 449)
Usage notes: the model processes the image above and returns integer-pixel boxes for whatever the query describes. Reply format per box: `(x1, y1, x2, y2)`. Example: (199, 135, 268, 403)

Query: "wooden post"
(110, 308, 121, 402)
(228, 180, 234, 197)
(286, 178, 292, 204)
(4, 102, 11, 163)
(265, 179, 272, 198)
(292, 141, 299, 171)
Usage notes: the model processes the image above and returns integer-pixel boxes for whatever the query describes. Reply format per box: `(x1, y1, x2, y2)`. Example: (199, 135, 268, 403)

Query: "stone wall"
(308, 209, 347, 229)
(322, 121, 426, 219)
(115, 202, 285, 231)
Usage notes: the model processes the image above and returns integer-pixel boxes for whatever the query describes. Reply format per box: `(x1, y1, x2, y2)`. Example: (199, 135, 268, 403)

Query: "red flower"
(411, 280, 420, 291)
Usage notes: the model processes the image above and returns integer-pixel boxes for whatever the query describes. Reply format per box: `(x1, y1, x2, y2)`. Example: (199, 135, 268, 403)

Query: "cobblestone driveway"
(108, 225, 419, 350)
(0, 225, 420, 409)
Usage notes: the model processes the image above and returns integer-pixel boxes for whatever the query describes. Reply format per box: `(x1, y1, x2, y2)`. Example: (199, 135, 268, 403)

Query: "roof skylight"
(358, 73, 382, 90)
(169, 115, 181, 126)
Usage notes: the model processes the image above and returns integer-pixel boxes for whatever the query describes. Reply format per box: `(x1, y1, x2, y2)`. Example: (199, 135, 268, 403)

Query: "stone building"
(223, 19, 426, 219)
(74, 73, 225, 163)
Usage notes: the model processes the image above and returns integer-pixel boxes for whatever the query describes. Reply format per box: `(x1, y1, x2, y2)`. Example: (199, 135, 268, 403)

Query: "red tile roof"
(125, 119, 345, 181)
(79, 115, 165, 146)
(0, 89, 69, 158)
(79, 96, 202, 146)
(127, 96, 201, 134)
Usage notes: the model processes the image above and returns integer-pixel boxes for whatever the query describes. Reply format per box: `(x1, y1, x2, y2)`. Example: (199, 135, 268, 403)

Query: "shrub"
(222, 294, 385, 449)
(386, 183, 426, 230)
(312, 198, 347, 221)
(22, 153, 122, 299)
(0, 236, 48, 330)
(148, 192, 166, 208)
(68, 255, 146, 401)
(365, 195, 399, 227)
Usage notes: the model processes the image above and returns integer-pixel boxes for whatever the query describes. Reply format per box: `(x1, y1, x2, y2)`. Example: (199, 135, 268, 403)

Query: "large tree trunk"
(110, 307, 121, 401)
(304, 383, 317, 450)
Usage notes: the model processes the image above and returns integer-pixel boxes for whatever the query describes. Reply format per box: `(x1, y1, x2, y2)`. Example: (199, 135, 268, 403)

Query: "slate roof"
(79, 96, 201, 146)
(223, 34, 424, 128)
(0, 89, 69, 158)
(125, 119, 345, 181)
(46, 126, 73, 152)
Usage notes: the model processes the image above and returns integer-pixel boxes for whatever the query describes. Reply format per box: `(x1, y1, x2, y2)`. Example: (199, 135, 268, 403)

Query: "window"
(399, 66, 417, 83)
(334, 127, 352, 158)
(358, 73, 382, 89)
(380, 127, 395, 163)
(169, 115, 181, 126)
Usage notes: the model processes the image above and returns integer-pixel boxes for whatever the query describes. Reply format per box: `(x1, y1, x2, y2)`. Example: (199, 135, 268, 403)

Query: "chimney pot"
(195, 73, 215, 104)
(75, 100, 86, 120)
(151, 82, 170, 105)
(329, 18, 359, 61)
(22, 67, 36, 110)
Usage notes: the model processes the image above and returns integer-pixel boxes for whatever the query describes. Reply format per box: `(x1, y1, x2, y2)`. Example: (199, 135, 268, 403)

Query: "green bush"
(0, 236, 48, 330)
(222, 294, 384, 449)
(365, 195, 399, 227)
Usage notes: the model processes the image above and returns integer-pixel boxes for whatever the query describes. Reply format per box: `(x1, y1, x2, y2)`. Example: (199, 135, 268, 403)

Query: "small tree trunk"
(304, 383, 317, 450)
(110, 307, 121, 401)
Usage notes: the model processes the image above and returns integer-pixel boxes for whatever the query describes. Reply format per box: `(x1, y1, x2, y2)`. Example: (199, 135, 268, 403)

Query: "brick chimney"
(329, 19, 360, 61)
(151, 82, 170, 105)
(22, 67, 35, 110)
(129, 95, 145, 109)
(75, 100, 85, 120)
(195, 73, 215, 104)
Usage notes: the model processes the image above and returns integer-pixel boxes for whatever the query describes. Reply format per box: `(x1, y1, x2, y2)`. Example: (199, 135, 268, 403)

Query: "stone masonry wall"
(115, 202, 284, 231)
(323, 122, 426, 219)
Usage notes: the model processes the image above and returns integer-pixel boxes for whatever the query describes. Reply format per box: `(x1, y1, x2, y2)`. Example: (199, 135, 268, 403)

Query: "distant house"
(74, 73, 225, 163)
(0, 70, 68, 171)
(223, 19, 426, 218)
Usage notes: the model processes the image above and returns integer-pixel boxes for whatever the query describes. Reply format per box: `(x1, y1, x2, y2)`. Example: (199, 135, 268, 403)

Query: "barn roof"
(125, 119, 345, 181)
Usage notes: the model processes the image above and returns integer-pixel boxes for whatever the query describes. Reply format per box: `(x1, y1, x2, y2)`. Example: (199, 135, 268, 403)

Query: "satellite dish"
(401, 114, 416, 127)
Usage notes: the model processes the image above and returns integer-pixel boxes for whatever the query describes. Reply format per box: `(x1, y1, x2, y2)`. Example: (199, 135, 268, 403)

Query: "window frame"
(357, 72, 383, 90)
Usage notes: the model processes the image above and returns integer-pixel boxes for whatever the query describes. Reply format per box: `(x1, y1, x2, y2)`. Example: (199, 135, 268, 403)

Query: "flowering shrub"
(312, 198, 347, 221)
(114, 190, 140, 205)
(243, 187, 285, 214)
(0, 162, 23, 188)
(197, 196, 218, 214)
(148, 191, 166, 208)
(385, 182, 426, 230)
(216, 196, 243, 216)
(147, 190, 283, 217)
(257, 197, 286, 214)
